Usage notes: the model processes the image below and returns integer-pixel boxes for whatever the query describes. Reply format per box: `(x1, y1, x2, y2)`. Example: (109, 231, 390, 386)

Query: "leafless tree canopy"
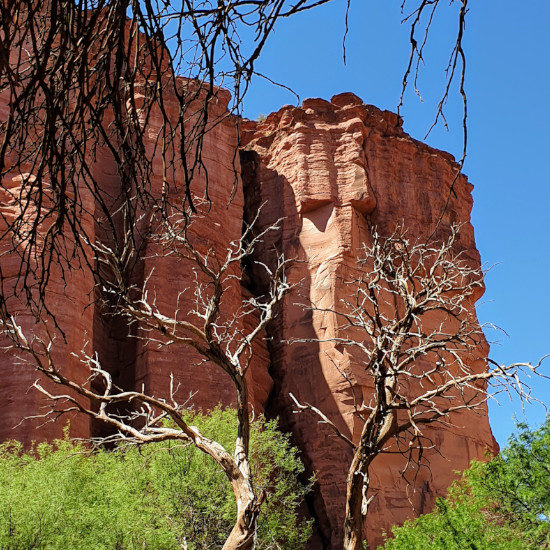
(291, 225, 547, 550)
(399, 0, 469, 155)
(0, 0, 471, 317)
(0, 0, 333, 316)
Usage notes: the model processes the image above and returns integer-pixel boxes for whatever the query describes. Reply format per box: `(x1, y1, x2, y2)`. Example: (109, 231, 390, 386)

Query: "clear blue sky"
(240, 0, 550, 446)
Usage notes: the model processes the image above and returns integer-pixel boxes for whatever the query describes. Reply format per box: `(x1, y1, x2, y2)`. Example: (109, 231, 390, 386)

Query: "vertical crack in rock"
(240, 147, 332, 549)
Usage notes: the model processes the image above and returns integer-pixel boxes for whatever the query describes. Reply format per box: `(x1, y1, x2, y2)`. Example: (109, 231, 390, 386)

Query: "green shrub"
(0, 409, 312, 549)
(380, 416, 550, 549)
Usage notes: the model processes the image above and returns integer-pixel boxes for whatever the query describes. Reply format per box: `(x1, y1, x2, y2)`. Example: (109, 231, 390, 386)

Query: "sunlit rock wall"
(240, 92, 496, 549)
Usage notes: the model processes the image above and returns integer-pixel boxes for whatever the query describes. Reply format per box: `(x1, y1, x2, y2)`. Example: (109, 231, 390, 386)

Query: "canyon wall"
(0, 80, 495, 547)
(0, 73, 270, 442)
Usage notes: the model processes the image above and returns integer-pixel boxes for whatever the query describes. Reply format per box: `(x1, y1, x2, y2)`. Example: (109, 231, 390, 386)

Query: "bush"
(380, 416, 550, 549)
(0, 409, 312, 549)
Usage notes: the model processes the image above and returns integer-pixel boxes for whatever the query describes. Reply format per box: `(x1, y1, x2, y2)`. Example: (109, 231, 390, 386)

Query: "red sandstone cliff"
(0, 76, 496, 547)
(0, 13, 270, 443)
(239, 93, 496, 548)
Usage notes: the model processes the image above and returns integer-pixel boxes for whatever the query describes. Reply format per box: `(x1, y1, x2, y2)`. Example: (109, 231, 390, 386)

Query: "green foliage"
(473, 417, 550, 527)
(379, 480, 527, 550)
(0, 409, 312, 549)
(380, 416, 550, 549)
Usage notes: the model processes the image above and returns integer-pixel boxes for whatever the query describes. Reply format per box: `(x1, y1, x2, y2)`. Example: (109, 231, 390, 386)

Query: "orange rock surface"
(240, 93, 496, 548)
(0, 77, 495, 547)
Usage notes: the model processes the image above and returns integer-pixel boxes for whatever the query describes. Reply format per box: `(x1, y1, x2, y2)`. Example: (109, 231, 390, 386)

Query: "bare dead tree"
(0, 209, 291, 550)
(289, 225, 548, 550)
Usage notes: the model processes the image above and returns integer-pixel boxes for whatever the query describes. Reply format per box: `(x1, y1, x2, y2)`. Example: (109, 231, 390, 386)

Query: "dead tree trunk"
(223, 479, 259, 550)
(343, 452, 369, 550)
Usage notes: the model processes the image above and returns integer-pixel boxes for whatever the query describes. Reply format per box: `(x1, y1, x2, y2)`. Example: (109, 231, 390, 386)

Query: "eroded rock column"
(241, 92, 496, 549)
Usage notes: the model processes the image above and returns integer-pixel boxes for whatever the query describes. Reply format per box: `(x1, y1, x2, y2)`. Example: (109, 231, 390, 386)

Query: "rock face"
(0, 81, 495, 546)
(0, 73, 271, 442)
(239, 93, 495, 548)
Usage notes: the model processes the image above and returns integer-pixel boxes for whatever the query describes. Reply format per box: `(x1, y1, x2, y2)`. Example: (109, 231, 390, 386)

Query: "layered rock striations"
(0, 74, 270, 442)
(240, 93, 495, 548)
(0, 83, 495, 546)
